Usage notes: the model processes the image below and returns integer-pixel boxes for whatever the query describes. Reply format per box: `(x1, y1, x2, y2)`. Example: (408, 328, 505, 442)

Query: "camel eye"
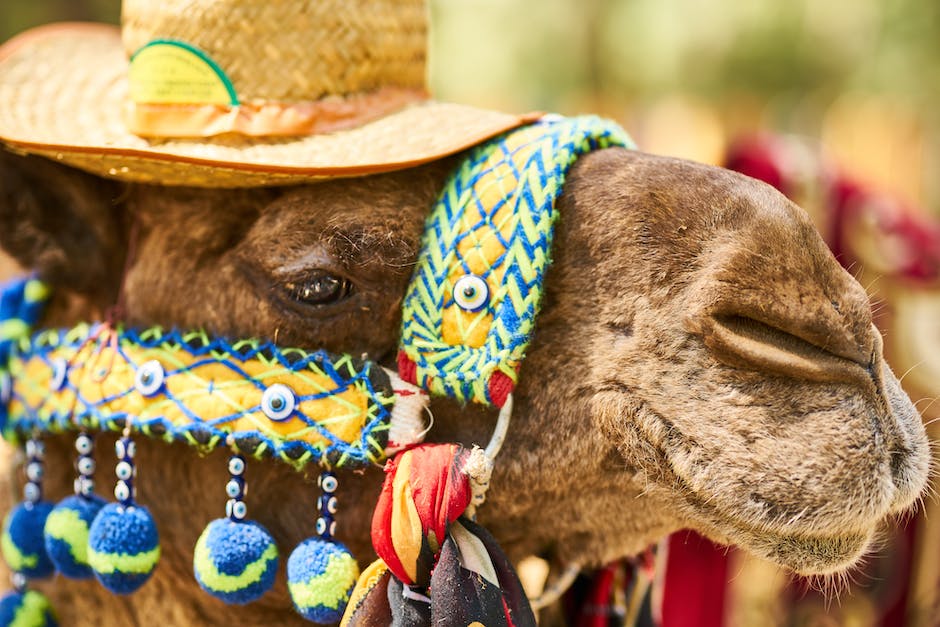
(284, 272, 354, 306)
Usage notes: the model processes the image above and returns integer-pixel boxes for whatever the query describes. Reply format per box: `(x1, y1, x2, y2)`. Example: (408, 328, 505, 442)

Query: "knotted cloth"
(342, 444, 534, 626)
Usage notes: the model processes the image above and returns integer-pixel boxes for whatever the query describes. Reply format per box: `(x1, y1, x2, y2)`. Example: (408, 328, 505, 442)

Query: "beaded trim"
(1, 318, 427, 470)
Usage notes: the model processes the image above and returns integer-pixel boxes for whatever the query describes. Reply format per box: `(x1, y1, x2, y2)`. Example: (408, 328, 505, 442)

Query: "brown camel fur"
(0, 146, 930, 625)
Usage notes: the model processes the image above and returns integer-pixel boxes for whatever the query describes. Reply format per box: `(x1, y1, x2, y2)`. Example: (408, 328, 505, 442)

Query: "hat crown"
(120, 0, 428, 104)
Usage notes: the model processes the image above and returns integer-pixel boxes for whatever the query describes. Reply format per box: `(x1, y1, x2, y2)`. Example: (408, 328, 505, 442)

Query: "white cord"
(484, 393, 513, 460)
(529, 562, 581, 611)
(402, 585, 432, 604)
(463, 394, 514, 518)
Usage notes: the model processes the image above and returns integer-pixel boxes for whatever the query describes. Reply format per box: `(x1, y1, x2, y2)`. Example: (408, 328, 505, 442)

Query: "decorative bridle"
(0, 116, 631, 625)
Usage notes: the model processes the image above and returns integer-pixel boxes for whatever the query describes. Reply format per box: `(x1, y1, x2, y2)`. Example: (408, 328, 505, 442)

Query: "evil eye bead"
(25, 440, 44, 459)
(320, 474, 338, 494)
(114, 481, 131, 503)
(228, 456, 246, 476)
(134, 360, 165, 397)
(231, 501, 247, 521)
(315, 517, 327, 536)
(23, 483, 40, 503)
(115, 439, 136, 459)
(49, 357, 68, 391)
(225, 479, 243, 499)
(75, 434, 93, 455)
(77, 457, 95, 475)
(25, 462, 43, 483)
(315, 495, 339, 515)
(261, 384, 295, 421)
(76, 477, 95, 496)
(452, 274, 489, 312)
(115, 461, 133, 481)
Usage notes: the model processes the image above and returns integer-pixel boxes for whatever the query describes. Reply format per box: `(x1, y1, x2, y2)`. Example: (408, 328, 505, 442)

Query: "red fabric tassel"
(371, 444, 473, 587)
(351, 444, 536, 626)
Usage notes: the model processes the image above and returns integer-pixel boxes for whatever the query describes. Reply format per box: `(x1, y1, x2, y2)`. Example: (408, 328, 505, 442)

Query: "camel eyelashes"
(282, 272, 354, 306)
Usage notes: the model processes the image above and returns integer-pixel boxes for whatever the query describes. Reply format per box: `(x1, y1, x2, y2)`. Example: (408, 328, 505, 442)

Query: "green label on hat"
(129, 40, 238, 106)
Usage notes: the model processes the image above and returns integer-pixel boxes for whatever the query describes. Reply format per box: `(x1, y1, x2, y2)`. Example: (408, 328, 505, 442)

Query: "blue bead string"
(74, 431, 96, 497)
(113, 435, 137, 509)
(225, 454, 248, 522)
(23, 437, 44, 506)
(316, 471, 338, 540)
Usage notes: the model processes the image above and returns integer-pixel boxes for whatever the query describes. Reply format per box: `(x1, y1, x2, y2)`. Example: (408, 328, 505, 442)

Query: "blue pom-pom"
(0, 589, 57, 626)
(287, 538, 359, 624)
(194, 518, 279, 604)
(87, 503, 160, 594)
(1, 501, 55, 578)
(44, 494, 107, 579)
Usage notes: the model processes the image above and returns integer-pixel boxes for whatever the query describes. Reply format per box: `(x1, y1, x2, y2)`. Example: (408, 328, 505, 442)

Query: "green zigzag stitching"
(399, 115, 633, 406)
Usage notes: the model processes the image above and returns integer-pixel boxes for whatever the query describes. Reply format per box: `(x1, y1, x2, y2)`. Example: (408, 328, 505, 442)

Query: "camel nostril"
(700, 314, 873, 386)
(890, 449, 909, 485)
(866, 361, 884, 397)
(864, 326, 890, 397)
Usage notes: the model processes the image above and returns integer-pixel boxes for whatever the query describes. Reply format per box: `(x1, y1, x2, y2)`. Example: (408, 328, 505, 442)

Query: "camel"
(0, 136, 930, 626)
(690, 134, 940, 625)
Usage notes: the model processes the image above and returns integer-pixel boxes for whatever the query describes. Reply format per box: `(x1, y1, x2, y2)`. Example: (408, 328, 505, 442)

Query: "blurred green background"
(3, 0, 940, 212)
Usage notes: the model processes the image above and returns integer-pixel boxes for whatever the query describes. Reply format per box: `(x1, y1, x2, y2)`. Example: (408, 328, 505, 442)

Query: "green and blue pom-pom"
(194, 518, 279, 604)
(1, 502, 55, 579)
(87, 503, 160, 594)
(43, 494, 106, 579)
(287, 538, 359, 624)
(0, 589, 57, 627)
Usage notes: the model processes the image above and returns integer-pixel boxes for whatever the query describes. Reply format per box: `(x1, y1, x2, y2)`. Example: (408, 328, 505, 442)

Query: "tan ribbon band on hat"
(125, 87, 428, 138)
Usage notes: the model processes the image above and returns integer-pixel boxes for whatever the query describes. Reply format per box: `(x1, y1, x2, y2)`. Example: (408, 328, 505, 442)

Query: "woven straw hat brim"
(0, 23, 535, 188)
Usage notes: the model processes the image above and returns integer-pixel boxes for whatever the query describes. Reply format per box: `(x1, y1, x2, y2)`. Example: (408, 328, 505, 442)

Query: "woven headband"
(0, 115, 632, 625)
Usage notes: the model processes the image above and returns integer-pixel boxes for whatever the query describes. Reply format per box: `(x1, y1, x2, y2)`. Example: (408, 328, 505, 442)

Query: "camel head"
(0, 142, 930, 623)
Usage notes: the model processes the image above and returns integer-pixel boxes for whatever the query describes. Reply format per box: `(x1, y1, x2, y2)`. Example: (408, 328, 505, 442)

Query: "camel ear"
(0, 149, 126, 304)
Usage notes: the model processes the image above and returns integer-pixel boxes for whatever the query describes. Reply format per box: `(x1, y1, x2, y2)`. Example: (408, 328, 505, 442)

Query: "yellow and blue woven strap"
(398, 115, 633, 407)
(0, 277, 428, 470)
(0, 275, 51, 427)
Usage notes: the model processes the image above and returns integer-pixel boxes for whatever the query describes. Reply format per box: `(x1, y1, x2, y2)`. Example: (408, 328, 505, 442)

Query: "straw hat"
(0, 0, 535, 187)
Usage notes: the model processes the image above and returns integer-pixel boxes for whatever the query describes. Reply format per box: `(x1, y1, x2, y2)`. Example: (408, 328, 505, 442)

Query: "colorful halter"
(0, 115, 632, 626)
(2, 322, 424, 468)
